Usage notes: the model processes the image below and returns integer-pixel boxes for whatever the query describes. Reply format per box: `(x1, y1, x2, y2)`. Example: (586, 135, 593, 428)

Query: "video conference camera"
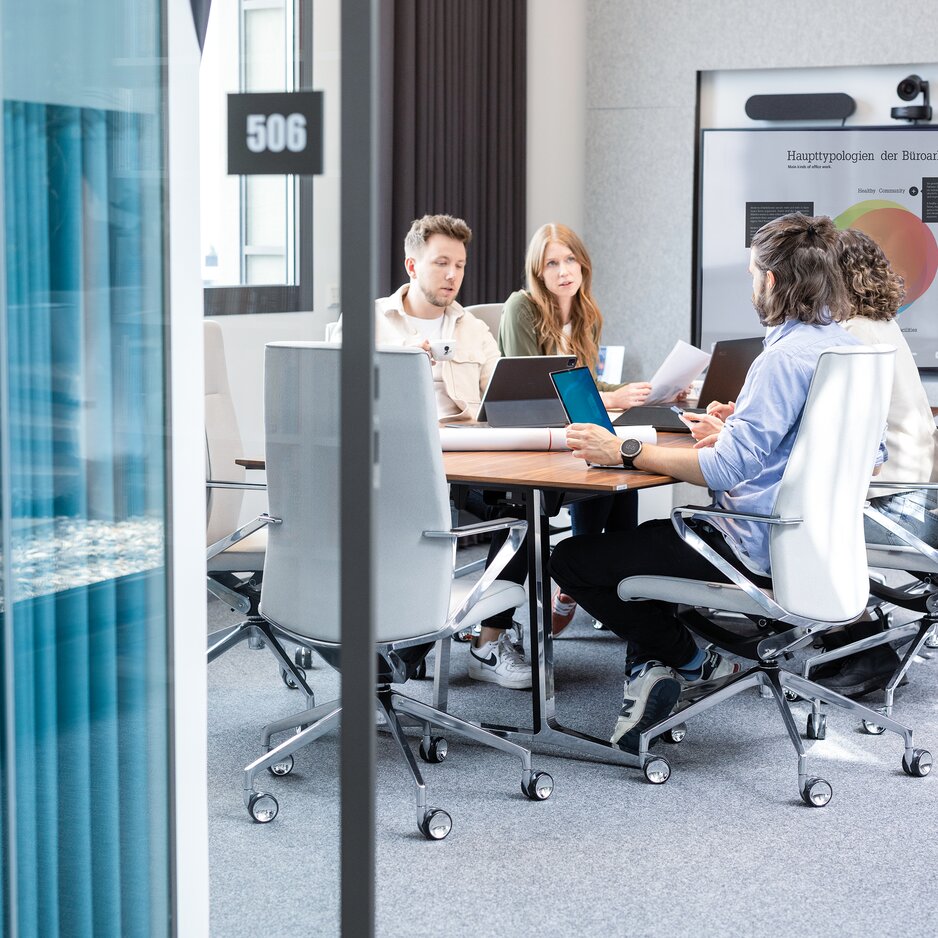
(891, 74, 932, 122)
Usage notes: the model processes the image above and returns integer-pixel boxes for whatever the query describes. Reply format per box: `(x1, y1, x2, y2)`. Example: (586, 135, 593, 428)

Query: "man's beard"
(752, 281, 770, 325)
(418, 276, 455, 309)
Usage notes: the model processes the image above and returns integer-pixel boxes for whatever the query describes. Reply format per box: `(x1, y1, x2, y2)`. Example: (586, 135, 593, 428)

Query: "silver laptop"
(613, 336, 764, 433)
(476, 355, 577, 427)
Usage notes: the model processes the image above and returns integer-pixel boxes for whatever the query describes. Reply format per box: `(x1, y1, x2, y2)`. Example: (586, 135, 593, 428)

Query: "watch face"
(620, 438, 642, 458)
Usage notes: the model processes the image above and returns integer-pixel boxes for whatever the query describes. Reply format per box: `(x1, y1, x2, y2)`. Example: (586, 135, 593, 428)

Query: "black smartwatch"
(619, 438, 643, 470)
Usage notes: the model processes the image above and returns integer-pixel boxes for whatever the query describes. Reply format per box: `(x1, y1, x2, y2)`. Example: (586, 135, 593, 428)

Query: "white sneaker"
(468, 632, 532, 689)
(610, 660, 681, 753)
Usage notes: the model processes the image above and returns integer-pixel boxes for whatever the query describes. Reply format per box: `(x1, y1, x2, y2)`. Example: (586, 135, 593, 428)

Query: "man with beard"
(335, 213, 500, 422)
(550, 213, 880, 752)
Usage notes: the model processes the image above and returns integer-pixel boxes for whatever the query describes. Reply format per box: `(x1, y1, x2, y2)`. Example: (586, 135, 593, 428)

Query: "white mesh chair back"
(260, 343, 454, 645)
(463, 303, 503, 341)
(205, 320, 246, 545)
(769, 344, 894, 620)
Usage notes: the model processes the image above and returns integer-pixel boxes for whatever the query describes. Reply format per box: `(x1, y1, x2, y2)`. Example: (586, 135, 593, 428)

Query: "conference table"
(237, 431, 694, 769)
(441, 433, 693, 769)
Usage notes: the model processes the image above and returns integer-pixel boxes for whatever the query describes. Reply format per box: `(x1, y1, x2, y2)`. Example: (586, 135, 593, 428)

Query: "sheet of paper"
(646, 340, 711, 405)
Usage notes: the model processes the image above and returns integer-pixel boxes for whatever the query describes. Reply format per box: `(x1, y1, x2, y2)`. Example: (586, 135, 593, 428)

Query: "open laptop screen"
(549, 366, 615, 432)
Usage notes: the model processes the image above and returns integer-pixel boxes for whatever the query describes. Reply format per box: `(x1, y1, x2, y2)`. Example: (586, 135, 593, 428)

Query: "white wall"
(526, 0, 587, 239)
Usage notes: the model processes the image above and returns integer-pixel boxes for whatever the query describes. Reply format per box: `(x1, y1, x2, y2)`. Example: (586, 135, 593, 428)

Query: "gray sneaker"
(676, 647, 740, 699)
(610, 660, 681, 753)
(468, 632, 532, 689)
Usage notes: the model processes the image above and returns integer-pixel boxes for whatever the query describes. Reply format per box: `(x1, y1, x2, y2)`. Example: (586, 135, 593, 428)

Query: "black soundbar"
(745, 93, 855, 122)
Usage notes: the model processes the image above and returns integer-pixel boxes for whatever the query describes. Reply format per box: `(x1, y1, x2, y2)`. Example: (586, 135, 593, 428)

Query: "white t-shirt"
(404, 313, 459, 418)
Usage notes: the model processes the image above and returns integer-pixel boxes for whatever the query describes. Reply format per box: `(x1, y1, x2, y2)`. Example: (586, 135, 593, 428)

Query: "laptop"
(549, 366, 617, 433)
(612, 336, 764, 433)
(476, 355, 577, 427)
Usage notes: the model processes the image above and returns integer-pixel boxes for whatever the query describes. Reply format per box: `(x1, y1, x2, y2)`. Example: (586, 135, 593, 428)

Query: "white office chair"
(204, 320, 313, 697)
(240, 343, 554, 838)
(616, 345, 932, 804)
(802, 482, 938, 734)
(464, 303, 503, 341)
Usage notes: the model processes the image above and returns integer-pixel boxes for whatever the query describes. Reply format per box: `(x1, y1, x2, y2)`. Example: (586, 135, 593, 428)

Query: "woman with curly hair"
(499, 224, 654, 632)
(814, 227, 938, 698)
(837, 227, 937, 484)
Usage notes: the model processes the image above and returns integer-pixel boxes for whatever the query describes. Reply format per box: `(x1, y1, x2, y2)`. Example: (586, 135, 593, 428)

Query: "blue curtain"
(2, 100, 169, 938)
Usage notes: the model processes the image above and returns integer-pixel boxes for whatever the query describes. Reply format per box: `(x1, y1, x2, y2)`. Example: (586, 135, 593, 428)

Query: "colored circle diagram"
(834, 200, 938, 311)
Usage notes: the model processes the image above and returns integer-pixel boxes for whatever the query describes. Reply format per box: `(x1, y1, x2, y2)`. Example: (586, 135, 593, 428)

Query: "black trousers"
(549, 518, 770, 669)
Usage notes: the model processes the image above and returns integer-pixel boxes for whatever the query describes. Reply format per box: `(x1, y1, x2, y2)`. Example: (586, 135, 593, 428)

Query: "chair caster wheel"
(662, 723, 687, 744)
(267, 753, 294, 777)
(862, 707, 887, 735)
(806, 712, 826, 740)
(418, 737, 448, 764)
(643, 756, 671, 785)
(281, 666, 306, 690)
(783, 689, 800, 702)
(521, 771, 554, 801)
(294, 646, 313, 669)
(248, 791, 279, 823)
(419, 808, 452, 840)
(902, 748, 933, 777)
(800, 777, 832, 807)
(413, 659, 428, 680)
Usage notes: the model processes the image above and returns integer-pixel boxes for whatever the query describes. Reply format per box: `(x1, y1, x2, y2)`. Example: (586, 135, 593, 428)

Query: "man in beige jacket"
(333, 213, 499, 422)
(332, 214, 530, 687)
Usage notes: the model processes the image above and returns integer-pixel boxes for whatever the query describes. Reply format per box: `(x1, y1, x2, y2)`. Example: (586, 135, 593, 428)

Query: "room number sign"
(227, 91, 324, 175)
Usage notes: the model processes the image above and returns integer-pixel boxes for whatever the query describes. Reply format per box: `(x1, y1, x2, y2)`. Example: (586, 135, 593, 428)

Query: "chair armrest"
(207, 480, 267, 491)
(672, 504, 802, 526)
(864, 504, 938, 565)
(441, 521, 528, 634)
(669, 506, 789, 622)
(206, 513, 281, 561)
(422, 518, 526, 539)
(868, 481, 938, 490)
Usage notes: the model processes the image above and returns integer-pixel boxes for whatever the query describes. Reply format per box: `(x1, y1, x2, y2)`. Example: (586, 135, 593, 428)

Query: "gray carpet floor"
(208, 551, 938, 937)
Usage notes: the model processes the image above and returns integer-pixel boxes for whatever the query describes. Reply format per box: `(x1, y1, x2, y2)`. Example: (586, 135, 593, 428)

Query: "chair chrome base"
(208, 615, 315, 706)
(801, 614, 936, 732)
(241, 684, 553, 838)
(636, 662, 931, 805)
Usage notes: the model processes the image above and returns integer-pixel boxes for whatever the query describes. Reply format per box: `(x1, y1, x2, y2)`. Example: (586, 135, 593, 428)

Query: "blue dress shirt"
(696, 318, 883, 575)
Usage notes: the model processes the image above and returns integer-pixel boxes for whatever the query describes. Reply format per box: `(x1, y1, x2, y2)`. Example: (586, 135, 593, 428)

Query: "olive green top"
(497, 290, 623, 392)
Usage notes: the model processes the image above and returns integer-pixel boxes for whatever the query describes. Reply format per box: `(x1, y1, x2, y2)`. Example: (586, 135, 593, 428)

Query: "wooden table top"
(442, 432, 692, 492)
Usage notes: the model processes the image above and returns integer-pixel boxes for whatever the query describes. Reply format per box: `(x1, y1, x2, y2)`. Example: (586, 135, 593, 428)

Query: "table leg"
(482, 487, 641, 768)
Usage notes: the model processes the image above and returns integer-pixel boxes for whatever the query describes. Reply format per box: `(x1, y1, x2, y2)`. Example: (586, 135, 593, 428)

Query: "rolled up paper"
(439, 425, 656, 452)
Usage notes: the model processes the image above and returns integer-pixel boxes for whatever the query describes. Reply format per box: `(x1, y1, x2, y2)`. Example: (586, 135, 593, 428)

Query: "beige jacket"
(334, 284, 499, 421)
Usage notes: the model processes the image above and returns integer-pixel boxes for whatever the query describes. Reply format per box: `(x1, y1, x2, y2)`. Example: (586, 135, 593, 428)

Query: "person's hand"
(602, 382, 652, 411)
(706, 400, 735, 421)
(681, 412, 724, 445)
(674, 385, 692, 402)
(564, 422, 622, 466)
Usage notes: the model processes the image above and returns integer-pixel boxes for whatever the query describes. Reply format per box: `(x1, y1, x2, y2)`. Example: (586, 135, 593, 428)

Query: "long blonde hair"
(524, 224, 603, 372)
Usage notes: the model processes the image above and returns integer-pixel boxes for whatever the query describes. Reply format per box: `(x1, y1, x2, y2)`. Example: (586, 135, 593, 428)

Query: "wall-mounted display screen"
(697, 127, 938, 370)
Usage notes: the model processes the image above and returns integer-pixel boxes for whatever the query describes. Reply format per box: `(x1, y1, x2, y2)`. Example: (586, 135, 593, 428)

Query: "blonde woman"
(499, 224, 651, 632)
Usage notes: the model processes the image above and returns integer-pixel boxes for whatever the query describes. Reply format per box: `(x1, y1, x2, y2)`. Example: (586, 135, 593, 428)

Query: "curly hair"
(524, 223, 603, 373)
(837, 228, 905, 321)
(403, 214, 472, 258)
(749, 213, 849, 327)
